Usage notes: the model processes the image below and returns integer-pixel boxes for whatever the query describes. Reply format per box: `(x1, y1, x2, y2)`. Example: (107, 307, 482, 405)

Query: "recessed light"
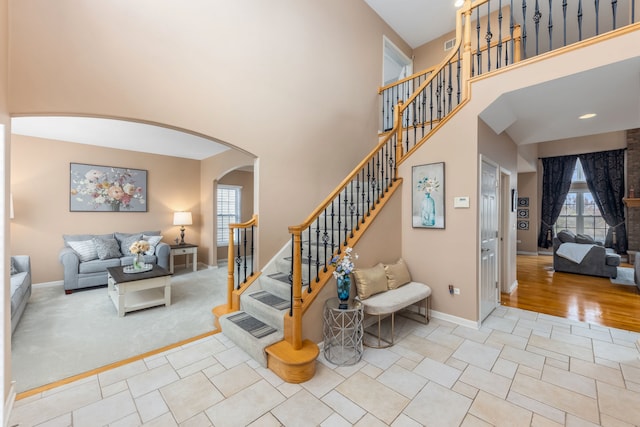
(454, 0, 464, 7)
(579, 113, 597, 119)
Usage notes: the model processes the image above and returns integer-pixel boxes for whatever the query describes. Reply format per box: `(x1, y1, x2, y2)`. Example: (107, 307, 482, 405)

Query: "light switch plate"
(454, 196, 470, 208)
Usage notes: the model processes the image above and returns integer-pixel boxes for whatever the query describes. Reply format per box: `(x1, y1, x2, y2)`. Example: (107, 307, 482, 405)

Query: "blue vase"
(421, 192, 436, 226)
(337, 275, 351, 304)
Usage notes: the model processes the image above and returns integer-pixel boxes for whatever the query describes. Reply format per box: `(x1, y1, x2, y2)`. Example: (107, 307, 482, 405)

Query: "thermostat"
(454, 197, 470, 208)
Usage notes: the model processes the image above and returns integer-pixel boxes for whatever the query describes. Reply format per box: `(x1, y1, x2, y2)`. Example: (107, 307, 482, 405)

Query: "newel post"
(290, 228, 303, 350)
(226, 226, 236, 310)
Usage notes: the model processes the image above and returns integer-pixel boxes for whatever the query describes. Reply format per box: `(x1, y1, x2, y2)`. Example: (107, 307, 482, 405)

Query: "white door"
(480, 159, 499, 322)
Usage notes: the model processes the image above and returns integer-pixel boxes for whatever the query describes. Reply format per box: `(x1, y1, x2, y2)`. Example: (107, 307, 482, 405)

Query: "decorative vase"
(133, 253, 144, 270)
(111, 202, 120, 212)
(421, 192, 436, 226)
(337, 275, 351, 305)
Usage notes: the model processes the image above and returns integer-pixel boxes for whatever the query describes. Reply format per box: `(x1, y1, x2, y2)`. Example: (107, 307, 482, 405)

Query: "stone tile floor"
(10, 306, 640, 426)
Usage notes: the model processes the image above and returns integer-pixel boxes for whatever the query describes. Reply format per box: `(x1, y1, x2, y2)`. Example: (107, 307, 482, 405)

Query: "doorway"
(480, 157, 500, 322)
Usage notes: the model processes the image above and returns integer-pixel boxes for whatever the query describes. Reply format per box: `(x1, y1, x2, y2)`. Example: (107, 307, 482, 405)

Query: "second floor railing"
(380, 0, 637, 140)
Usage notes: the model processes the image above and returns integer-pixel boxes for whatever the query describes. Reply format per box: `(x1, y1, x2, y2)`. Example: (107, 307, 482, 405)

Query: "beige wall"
(10, 135, 201, 283)
(1, 0, 9, 415)
(216, 170, 254, 261)
(8, 0, 411, 272)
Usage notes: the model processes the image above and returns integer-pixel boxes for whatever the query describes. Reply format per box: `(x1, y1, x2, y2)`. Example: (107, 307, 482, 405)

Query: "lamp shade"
(173, 211, 192, 226)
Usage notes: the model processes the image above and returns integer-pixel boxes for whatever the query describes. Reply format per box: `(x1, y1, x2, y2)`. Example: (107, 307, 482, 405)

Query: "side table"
(323, 298, 363, 366)
(169, 244, 198, 273)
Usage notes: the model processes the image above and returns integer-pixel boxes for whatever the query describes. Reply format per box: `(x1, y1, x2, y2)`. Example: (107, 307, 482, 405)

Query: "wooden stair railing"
(212, 214, 259, 328)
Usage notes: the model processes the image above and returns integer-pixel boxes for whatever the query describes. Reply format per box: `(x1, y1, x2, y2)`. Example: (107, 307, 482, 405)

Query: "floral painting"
(70, 163, 147, 212)
(412, 162, 445, 229)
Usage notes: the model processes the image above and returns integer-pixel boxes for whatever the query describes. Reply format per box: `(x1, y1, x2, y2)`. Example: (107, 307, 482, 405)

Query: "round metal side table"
(322, 297, 364, 366)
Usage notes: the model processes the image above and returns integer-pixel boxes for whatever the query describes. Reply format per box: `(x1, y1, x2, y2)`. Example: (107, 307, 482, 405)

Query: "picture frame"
(412, 162, 445, 229)
(511, 189, 518, 212)
(517, 197, 529, 208)
(517, 220, 529, 230)
(517, 209, 529, 218)
(70, 163, 148, 212)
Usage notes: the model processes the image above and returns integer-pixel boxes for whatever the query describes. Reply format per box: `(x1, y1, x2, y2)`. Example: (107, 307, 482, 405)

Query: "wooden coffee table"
(107, 265, 172, 317)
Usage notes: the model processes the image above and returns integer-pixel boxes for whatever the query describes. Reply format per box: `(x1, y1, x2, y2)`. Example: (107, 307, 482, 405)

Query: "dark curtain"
(538, 155, 578, 248)
(578, 149, 627, 253)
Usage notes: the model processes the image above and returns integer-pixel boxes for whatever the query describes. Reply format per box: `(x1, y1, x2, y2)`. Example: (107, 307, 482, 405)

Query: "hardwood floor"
(501, 255, 640, 333)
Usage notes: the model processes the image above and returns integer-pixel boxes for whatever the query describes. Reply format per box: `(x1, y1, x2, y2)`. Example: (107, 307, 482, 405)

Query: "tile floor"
(10, 306, 640, 427)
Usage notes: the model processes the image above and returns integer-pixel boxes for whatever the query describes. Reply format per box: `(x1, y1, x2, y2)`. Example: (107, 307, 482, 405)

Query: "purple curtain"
(578, 149, 627, 253)
(538, 155, 578, 248)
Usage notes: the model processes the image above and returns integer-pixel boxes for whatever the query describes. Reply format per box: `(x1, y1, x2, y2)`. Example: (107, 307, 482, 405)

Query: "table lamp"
(173, 211, 192, 245)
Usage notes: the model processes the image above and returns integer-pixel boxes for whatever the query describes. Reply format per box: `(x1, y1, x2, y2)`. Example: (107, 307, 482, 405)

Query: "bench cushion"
(360, 282, 431, 315)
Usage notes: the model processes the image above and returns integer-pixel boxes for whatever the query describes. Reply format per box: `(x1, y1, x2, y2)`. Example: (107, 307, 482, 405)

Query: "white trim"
(32, 280, 64, 288)
(4, 382, 15, 427)
(430, 310, 480, 330)
(507, 280, 518, 294)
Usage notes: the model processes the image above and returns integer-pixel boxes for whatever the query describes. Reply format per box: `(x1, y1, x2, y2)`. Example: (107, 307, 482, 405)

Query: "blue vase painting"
(337, 275, 351, 304)
(421, 192, 436, 226)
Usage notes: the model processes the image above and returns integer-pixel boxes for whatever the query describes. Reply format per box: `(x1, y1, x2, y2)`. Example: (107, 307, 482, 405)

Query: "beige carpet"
(11, 265, 228, 393)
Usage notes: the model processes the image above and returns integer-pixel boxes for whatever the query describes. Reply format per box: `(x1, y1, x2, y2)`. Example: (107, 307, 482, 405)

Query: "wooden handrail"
(378, 65, 437, 94)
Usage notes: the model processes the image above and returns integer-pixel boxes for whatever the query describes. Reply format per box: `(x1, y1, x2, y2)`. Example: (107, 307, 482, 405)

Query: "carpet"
(610, 267, 636, 285)
(225, 312, 277, 339)
(11, 266, 228, 393)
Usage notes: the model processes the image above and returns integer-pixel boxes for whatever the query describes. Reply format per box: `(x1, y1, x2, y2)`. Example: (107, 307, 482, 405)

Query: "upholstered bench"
(353, 259, 431, 348)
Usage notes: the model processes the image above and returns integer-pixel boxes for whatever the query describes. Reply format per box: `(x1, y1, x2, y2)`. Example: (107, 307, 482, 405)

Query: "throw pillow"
(116, 233, 143, 256)
(557, 230, 576, 243)
(93, 238, 122, 260)
(384, 258, 412, 289)
(575, 233, 595, 244)
(142, 234, 163, 255)
(10, 258, 18, 275)
(353, 263, 388, 300)
(67, 240, 99, 262)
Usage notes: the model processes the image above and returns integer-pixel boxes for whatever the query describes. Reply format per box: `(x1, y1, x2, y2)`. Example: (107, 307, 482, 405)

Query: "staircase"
(215, 0, 640, 382)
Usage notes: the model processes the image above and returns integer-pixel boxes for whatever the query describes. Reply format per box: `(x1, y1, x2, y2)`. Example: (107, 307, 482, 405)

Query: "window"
(555, 159, 608, 241)
(217, 185, 241, 246)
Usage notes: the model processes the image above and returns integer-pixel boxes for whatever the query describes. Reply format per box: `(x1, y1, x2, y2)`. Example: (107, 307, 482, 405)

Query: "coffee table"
(107, 265, 172, 317)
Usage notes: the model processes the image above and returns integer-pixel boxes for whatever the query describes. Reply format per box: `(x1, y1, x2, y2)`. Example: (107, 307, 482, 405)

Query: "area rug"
(11, 266, 228, 393)
(610, 267, 636, 285)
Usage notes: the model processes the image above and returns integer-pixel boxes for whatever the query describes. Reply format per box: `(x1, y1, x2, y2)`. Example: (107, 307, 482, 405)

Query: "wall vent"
(444, 38, 456, 51)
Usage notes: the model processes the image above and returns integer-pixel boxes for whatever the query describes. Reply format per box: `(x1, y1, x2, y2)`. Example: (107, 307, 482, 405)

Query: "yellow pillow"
(353, 263, 388, 299)
(384, 258, 412, 289)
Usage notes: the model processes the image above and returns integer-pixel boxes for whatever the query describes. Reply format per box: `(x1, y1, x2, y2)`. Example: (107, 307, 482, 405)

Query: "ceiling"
(11, 1, 640, 165)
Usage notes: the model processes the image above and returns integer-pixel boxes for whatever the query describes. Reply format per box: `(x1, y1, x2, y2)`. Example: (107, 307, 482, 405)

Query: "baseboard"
(517, 251, 539, 255)
(506, 280, 518, 294)
(4, 381, 15, 427)
(430, 310, 480, 330)
(33, 280, 64, 288)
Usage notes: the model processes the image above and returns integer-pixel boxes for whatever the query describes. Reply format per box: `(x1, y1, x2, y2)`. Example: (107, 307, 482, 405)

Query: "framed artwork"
(518, 197, 529, 208)
(511, 189, 518, 212)
(70, 163, 148, 212)
(412, 162, 445, 229)
(517, 220, 529, 230)
(518, 209, 529, 218)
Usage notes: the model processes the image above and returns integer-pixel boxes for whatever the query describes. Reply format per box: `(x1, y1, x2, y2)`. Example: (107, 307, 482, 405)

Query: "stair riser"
(218, 314, 283, 368)
(240, 292, 287, 330)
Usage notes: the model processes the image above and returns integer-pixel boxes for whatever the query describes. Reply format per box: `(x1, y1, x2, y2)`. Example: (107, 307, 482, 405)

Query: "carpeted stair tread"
(250, 290, 291, 310)
(225, 312, 277, 339)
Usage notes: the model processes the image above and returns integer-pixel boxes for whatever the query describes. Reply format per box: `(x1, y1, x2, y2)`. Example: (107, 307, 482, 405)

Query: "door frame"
(478, 155, 502, 323)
